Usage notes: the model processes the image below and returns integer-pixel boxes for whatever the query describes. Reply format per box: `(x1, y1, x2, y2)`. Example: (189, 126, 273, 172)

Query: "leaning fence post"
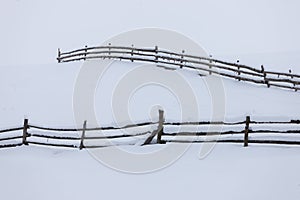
(22, 119, 29, 145)
(142, 109, 165, 145)
(79, 120, 87, 150)
(244, 116, 250, 147)
(157, 110, 165, 144)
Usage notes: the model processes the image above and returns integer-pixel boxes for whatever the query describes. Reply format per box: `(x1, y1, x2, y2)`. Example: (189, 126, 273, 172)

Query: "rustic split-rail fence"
(57, 45, 300, 92)
(2, 46, 299, 150)
(1, 110, 300, 150)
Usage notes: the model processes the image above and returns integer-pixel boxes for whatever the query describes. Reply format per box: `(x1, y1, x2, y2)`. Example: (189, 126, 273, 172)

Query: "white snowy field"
(1, 58, 300, 200)
(1, 60, 300, 127)
(2, 0, 300, 199)
(1, 144, 300, 200)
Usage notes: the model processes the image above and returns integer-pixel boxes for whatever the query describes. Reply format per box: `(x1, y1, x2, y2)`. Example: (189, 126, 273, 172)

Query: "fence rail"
(57, 45, 300, 92)
(1, 110, 300, 149)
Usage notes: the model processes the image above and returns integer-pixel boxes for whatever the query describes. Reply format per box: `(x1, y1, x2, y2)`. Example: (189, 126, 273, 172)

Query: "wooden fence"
(57, 45, 300, 92)
(1, 110, 300, 149)
(0, 119, 157, 149)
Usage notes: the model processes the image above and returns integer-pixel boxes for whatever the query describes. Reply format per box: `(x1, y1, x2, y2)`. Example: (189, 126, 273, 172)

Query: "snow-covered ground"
(2, 0, 300, 199)
(1, 144, 300, 200)
(1, 55, 300, 200)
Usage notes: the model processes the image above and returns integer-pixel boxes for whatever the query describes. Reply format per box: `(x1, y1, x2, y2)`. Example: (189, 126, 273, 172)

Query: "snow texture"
(1, 0, 300, 200)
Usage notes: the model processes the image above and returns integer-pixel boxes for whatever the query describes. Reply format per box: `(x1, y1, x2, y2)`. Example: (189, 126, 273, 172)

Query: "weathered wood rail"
(0, 119, 157, 149)
(57, 45, 300, 92)
(1, 110, 300, 149)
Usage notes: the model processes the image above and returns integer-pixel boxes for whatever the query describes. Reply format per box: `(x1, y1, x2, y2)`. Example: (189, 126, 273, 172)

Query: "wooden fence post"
(180, 50, 185, 68)
(154, 46, 158, 63)
(157, 109, 165, 144)
(84, 45, 87, 60)
(142, 109, 165, 145)
(261, 66, 270, 88)
(236, 60, 241, 81)
(289, 69, 293, 79)
(79, 120, 87, 150)
(131, 44, 134, 62)
(237, 66, 241, 81)
(108, 43, 111, 55)
(57, 48, 61, 63)
(244, 116, 250, 147)
(261, 65, 264, 73)
(22, 119, 29, 145)
(209, 55, 212, 75)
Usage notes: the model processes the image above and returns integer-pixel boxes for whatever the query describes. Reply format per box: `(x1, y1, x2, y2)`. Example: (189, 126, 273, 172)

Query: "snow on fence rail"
(57, 45, 300, 92)
(1, 110, 300, 149)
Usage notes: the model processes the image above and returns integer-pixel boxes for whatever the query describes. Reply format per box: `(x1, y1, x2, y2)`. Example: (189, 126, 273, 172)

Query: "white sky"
(1, 0, 300, 66)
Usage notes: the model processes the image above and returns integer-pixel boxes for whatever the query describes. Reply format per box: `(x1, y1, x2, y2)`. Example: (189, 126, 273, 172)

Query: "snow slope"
(2, 0, 300, 199)
(1, 58, 300, 200)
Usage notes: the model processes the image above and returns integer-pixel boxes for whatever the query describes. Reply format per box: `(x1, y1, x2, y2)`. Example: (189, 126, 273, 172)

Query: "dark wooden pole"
(244, 116, 250, 147)
(180, 50, 185, 68)
(22, 119, 29, 145)
(154, 46, 158, 63)
(57, 48, 61, 63)
(261, 65, 264, 73)
(289, 69, 293, 79)
(262, 67, 270, 88)
(237, 66, 241, 81)
(84, 45, 87, 60)
(157, 109, 165, 144)
(108, 43, 111, 55)
(209, 55, 212, 75)
(131, 44, 134, 62)
(143, 109, 165, 145)
(79, 120, 87, 150)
